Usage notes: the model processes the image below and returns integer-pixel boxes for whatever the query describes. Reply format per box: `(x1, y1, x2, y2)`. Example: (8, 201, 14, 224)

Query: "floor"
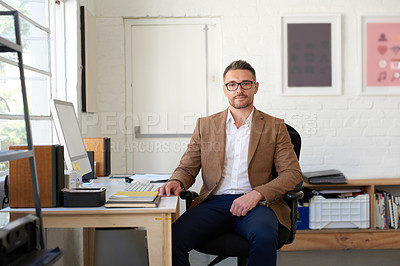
(44, 229, 400, 265)
(277, 249, 400, 266)
(189, 249, 400, 266)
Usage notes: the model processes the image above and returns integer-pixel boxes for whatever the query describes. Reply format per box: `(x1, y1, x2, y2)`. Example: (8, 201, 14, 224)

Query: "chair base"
(208, 255, 227, 266)
(198, 224, 290, 266)
(208, 255, 248, 266)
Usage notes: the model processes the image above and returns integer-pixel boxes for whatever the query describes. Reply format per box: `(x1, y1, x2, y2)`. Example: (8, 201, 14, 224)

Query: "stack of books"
(105, 191, 161, 208)
(375, 190, 400, 229)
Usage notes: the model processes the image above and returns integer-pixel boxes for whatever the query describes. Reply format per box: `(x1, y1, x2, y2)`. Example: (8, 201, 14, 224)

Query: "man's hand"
(230, 190, 264, 217)
(158, 180, 182, 197)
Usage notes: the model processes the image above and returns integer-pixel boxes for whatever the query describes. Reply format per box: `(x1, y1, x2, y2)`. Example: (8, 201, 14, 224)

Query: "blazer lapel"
(212, 109, 228, 175)
(248, 108, 265, 166)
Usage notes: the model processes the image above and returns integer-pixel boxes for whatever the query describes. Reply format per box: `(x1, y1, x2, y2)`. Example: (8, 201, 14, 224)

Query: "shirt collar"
(226, 107, 254, 128)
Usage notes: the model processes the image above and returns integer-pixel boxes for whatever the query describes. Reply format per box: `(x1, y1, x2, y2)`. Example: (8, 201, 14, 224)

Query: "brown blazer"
(170, 108, 302, 230)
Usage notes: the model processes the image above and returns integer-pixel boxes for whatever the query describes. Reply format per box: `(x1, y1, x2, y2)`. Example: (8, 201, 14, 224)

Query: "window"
(0, 0, 65, 173)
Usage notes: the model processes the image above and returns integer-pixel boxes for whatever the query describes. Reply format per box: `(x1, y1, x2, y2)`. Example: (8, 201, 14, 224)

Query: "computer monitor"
(49, 99, 92, 176)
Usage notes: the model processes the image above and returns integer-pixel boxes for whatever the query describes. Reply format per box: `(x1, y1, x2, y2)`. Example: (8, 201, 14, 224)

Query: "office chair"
(179, 124, 304, 266)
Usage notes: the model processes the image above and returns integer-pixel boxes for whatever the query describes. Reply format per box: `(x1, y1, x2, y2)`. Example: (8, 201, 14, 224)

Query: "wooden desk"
(2, 178, 179, 266)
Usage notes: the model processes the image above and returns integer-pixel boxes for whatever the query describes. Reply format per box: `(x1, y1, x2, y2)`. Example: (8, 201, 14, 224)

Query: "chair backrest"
(285, 124, 301, 160)
(282, 124, 302, 245)
(272, 124, 301, 182)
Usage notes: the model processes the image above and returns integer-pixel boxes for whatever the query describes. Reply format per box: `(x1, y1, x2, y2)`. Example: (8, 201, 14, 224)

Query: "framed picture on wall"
(280, 14, 341, 95)
(361, 15, 400, 95)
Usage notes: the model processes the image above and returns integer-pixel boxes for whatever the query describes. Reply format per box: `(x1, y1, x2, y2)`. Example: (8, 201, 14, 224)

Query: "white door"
(125, 18, 221, 175)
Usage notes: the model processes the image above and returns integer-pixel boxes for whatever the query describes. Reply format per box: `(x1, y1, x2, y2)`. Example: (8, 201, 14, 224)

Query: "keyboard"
(125, 180, 154, 192)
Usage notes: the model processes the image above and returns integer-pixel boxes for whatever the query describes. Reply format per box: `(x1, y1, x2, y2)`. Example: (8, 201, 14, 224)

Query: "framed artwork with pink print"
(362, 15, 400, 94)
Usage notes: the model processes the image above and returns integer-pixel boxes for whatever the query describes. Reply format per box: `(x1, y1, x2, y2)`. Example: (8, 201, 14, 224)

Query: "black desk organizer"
(62, 187, 106, 207)
(0, 11, 63, 264)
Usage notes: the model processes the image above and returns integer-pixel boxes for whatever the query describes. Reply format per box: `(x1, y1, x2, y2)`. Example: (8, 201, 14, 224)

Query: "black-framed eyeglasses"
(224, 80, 255, 91)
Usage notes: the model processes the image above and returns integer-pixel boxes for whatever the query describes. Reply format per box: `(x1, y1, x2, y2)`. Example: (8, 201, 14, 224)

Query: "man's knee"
(251, 230, 277, 246)
(246, 220, 278, 249)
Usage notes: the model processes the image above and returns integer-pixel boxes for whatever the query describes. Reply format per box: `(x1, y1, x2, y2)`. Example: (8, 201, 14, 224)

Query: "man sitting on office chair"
(158, 60, 302, 266)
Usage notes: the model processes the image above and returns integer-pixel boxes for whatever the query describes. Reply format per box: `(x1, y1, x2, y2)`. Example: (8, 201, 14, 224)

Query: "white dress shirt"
(214, 108, 254, 195)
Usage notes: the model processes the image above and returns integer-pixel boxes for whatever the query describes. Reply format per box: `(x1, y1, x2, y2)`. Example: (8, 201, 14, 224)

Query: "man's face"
(223, 69, 258, 110)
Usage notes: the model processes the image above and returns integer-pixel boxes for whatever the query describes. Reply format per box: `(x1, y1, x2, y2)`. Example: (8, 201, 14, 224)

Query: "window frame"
(0, 0, 67, 173)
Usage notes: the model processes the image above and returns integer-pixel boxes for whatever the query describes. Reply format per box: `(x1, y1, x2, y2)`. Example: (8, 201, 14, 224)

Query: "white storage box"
(309, 194, 370, 229)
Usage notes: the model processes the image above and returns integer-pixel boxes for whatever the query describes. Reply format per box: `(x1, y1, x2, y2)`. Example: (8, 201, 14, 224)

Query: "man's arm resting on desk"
(158, 180, 183, 197)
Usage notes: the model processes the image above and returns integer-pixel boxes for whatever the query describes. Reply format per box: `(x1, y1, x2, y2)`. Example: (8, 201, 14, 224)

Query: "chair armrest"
(293, 180, 303, 191)
(284, 190, 304, 201)
(179, 190, 199, 210)
(283, 190, 304, 243)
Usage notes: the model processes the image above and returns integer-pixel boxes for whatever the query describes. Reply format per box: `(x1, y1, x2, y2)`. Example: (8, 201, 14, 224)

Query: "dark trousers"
(172, 194, 278, 266)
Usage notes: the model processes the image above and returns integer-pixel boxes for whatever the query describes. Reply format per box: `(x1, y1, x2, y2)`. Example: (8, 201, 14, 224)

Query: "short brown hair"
(223, 60, 256, 81)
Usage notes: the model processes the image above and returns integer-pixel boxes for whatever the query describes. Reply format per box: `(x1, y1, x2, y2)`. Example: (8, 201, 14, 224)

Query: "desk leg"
(146, 213, 172, 266)
(172, 198, 180, 222)
(83, 228, 95, 266)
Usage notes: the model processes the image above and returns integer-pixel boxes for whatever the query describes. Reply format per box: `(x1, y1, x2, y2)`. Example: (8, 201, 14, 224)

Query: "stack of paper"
(105, 191, 161, 208)
(302, 169, 347, 184)
(130, 174, 170, 182)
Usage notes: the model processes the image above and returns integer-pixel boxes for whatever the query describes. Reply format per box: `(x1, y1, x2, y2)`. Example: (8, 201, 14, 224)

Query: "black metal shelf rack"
(0, 10, 62, 265)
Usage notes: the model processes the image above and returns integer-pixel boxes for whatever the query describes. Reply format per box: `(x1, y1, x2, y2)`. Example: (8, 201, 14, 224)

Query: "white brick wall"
(87, 0, 400, 179)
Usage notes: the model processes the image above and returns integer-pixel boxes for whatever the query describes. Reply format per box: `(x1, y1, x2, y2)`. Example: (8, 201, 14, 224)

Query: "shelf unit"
(0, 10, 45, 250)
(281, 178, 400, 251)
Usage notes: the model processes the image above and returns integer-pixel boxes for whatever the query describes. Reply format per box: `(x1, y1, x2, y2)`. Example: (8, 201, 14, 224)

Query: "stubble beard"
(230, 95, 252, 109)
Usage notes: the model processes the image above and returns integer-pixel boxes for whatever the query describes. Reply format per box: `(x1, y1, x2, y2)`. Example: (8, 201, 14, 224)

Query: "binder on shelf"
(83, 137, 111, 177)
(9, 145, 65, 208)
